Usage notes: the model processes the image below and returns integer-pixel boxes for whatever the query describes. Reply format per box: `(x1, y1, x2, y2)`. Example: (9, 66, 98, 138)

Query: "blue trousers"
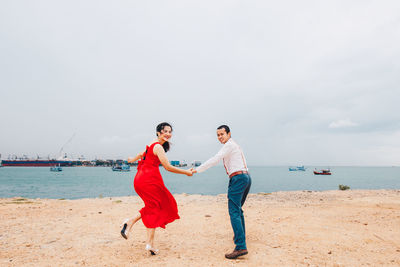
(228, 173, 251, 250)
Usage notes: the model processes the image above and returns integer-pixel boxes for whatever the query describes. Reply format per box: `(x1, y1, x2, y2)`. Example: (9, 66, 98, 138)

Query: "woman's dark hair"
(217, 125, 230, 134)
(156, 122, 173, 152)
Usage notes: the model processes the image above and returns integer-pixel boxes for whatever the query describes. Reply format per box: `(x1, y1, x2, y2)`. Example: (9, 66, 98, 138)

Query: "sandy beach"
(1, 189, 400, 266)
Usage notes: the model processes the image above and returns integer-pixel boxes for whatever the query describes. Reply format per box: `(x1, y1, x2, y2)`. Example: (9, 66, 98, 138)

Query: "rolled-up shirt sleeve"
(196, 142, 233, 173)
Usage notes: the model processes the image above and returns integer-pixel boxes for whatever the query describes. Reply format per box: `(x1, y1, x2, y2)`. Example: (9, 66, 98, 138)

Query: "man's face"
(217, 128, 231, 144)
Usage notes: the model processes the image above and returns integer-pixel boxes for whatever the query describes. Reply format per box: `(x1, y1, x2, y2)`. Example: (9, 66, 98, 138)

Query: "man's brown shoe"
(225, 249, 248, 259)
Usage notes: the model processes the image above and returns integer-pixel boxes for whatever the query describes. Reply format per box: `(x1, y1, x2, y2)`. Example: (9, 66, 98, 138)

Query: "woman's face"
(158, 126, 172, 143)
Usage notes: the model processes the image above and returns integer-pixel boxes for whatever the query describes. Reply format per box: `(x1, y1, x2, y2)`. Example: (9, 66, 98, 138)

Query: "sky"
(1, 0, 400, 166)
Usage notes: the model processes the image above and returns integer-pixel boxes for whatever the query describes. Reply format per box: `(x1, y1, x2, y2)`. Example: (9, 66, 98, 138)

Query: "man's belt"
(229, 171, 248, 178)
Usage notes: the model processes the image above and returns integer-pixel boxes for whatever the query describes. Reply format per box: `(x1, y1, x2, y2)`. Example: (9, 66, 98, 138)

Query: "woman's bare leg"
(127, 213, 141, 232)
(146, 228, 156, 247)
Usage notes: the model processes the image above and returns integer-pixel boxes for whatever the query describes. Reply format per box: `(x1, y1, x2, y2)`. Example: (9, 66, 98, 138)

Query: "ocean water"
(0, 166, 399, 199)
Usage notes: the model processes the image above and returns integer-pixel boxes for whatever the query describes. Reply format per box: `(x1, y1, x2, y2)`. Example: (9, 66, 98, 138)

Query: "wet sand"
(1, 190, 400, 266)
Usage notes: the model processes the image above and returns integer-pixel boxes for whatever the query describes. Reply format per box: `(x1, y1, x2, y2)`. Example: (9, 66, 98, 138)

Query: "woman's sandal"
(145, 244, 159, 255)
(120, 218, 130, 239)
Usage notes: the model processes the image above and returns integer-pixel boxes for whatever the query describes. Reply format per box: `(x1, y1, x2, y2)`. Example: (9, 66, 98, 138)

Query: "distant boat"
(289, 166, 306, 171)
(192, 161, 201, 167)
(50, 165, 62, 172)
(170, 160, 187, 167)
(112, 164, 131, 172)
(313, 169, 331, 175)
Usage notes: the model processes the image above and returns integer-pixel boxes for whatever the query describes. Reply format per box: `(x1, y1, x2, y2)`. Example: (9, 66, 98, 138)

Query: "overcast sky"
(1, 1, 399, 166)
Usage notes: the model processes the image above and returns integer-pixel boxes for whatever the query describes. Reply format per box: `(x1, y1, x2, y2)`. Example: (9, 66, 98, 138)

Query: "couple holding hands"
(121, 122, 252, 260)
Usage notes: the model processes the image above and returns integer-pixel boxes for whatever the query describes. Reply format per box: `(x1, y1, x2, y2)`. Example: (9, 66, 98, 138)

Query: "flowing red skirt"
(134, 165, 180, 228)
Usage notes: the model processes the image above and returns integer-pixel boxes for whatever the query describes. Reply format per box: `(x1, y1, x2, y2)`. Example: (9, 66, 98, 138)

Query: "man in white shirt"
(193, 125, 252, 259)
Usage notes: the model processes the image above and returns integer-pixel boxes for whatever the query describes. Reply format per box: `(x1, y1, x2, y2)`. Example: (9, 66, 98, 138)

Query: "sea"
(0, 166, 399, 199)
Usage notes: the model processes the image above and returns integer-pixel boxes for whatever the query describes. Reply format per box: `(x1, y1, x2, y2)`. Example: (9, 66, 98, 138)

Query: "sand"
(1, 190, 400, 266)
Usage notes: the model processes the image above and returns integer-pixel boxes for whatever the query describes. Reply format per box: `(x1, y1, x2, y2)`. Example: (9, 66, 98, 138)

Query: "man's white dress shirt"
(196, 138, 248, 176)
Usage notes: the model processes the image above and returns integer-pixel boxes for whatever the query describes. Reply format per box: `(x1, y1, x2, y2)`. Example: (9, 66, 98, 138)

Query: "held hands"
(185, 168, 197, 177)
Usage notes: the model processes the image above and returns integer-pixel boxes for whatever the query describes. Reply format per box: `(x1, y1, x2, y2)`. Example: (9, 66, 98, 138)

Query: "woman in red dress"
(121, 122, 193, 255)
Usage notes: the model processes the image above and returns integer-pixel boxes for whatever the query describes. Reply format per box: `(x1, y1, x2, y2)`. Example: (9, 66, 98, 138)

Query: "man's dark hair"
(217, 125, 230, 134)
(156, 122, 172, 152)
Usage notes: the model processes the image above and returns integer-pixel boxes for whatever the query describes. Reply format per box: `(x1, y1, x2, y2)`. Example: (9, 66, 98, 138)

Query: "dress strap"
(147, 142, 160, 157)
(142, 146, 149, 161)
(149, 142, 160, 148)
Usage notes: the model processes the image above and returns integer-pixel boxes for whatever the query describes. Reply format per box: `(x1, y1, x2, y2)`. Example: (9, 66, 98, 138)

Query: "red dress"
(134, 142, 180, 228)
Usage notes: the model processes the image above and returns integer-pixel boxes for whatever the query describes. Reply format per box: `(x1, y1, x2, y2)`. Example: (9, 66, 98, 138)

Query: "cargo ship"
(1, 133, 77, 167)
(1, 159, 73, 167)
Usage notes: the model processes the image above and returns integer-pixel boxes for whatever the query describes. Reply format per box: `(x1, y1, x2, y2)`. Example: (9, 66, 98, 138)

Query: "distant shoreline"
(1, 164, 399, 167)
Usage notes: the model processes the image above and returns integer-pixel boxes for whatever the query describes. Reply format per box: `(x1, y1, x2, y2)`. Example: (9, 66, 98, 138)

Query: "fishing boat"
(313, 169, 331, 175)
(289, 166, 306, 171)
(112, 164, 131, 172)
(50, 165, 62, 172)
(191, 161, 201, 167)
(170, 160, 187, 167)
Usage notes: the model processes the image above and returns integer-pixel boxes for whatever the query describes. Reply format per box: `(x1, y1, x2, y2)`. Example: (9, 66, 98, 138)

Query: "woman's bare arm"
(153, 144, 192, 176)
(127, 150, 145, 163)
